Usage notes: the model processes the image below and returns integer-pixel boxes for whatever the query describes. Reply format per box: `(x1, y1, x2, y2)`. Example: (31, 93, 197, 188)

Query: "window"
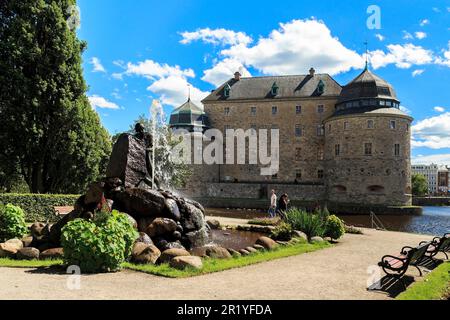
(318, 147, 324, 160)
(386, 101, 392, 107)
(295, 170, 302, 180)
(367, 120, 374, 129)
(390, 120, 396, 129)
(223, 84, 231, 97)
(271, 82, 279, 96)
(344, 121, 349, 130)
(317, 105, 324, 113)
(250, 107, 257, 116)
(317, 80, 325, 94)
(296, 105, 302, 114)
(224, 107, 230, 115)
(335, 144, 341, 156)
(295, 148, 302, 161)
(272, 106, 278, 115)
(295, 125, 302, 137)
(406, 124, 409, 131)
(317, 125, 325, 136)
(394, 144, 400, 156)
(364, 143, 373, 156)
(318, 169, 324, 179)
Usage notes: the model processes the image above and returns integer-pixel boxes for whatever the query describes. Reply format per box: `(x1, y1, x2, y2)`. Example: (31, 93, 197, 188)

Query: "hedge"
(0, 194, 80, 223)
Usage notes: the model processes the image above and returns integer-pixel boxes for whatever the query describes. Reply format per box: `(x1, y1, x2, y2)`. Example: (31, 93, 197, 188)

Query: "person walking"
(277, 193, 289, 220)
(268, 189, 277, 218)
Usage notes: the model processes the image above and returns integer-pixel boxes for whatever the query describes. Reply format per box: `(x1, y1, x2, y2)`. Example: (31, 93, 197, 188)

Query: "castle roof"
(169, 98, 210, 131)
(202, 74, 342, 102)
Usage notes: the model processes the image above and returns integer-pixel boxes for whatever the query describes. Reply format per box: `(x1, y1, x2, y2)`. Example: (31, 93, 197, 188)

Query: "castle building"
(171, 67, 413, 210)
(412, 164, 449, 195)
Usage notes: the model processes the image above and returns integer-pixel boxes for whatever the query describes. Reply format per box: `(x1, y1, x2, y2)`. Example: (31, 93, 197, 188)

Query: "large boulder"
(179, 203, 206, 232)
(145, 218, 177, 237)
(170, 256, 203, 270)
(84, 182, 105, 206)
(205, 246, 232, 259)
(310, 236, 325, 243)
(255, 236, 279, 250)
(164, 198, 181, 221)
(21, 236, 33, 248)
(0, 243, 19, 258)
(40, 248, 64, 260)
(159, 248, 190, 264)
(114, 188, 166, 218)
(5, 239, 23, 251)
(184, 227, 210, 249)
(16, 247, 40, 260)
(137, 217, 156, 233)
(160, 241, 186, 252)
(105, 134, 148, 189)
(131, 243, 161, 265)
(136, 232, 153, 245)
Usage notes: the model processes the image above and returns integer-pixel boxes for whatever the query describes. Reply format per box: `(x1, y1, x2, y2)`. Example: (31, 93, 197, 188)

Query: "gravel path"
(0, 228, 438, 300)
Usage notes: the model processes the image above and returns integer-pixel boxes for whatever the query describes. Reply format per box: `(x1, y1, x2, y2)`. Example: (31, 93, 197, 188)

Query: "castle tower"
(324, 67, 413, 206)
(169, 98, 210, 133)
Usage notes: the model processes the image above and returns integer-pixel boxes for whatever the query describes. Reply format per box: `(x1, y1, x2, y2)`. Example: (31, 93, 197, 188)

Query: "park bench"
(54, 206, 74, 217)
(420, 233, 450, 260)
(378, 242, 430, 284)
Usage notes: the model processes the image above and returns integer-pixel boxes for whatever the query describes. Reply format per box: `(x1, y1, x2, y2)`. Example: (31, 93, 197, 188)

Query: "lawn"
(0, 241, 331, 278)
(397, 262, 450, 300)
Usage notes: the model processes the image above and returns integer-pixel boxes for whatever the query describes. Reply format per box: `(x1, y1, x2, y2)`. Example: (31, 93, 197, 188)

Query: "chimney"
(309, 67, 315, 76)
(234, 71, 241, 81)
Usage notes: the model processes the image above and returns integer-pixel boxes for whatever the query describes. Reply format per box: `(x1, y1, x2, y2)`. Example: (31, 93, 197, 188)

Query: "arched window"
(271, 82, 279, 96)
(367, 185, 385, 193)
(223, 83, 231, 98)
(317, 80, 325, 94)
(333, 185, 347, 193)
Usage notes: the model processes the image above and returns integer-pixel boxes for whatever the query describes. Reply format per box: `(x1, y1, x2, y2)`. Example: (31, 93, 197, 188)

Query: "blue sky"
(77, 0, 450, 165)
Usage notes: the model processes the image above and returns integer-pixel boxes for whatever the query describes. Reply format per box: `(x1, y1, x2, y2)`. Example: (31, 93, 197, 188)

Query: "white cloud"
(415, 31, 427, 39)
(432, 7, 441, 13)
(435, 41, 450, 67)
(88, 95, 120, 110)
(375, 34, 385, 41)
(148, 75, 209, 108)
(412, 69, 425, 77)
(402, 31, 414, 40)
(179, 28, 253, 46)
(90, 57, 106, 73)
(220, 19, 365, 76)
(419, 19, 430, 27)
(412, 112, 450, 149)
(434, 106, 445, 113)
(201, 58, 251, 86)
(111, 73, 123, 80)
(412, 154, 450, 166)
(124, 60, 195, 80)
(369, 43, 434, 69)
(400, 106, 412, 114)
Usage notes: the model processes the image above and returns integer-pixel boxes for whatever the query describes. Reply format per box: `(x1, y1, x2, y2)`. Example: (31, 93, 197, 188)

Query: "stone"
(324, 237, 332, 242)
(5, 238, 24, 251)
(276, 241, 289, 246)
(40, 248, 64, 260)
(84, 182, 105, 205)
(161, 241, 186, 251)
(105, 133, 149, 189)
(172, 231, 182, 241)
(136, 232, 153, 245)
(137, 217, 156, 233)
(0, 243, 18, 258)
(22, 236, 33, 248)
(164, 198, 181, 221)
(293, 230, 309, 242)
(146, 218, 178, 237)
(245, 246, 258, 253)
(159, 248, 191, 264)
(131, 243, 161, 265)
(184, 227, 210, 249)
(104, 177, 122, 191)
(255, 236, 279, 250)
(253, 244, 266, 251)
(227, 248, 241, 257)
(238, 249, 250, 256)
(170, 256, 203, 270)
(310, 236, 325, 243)
(114, 188, 166, 218)
(179, 202, 206, 232)
(205, 246, 232, 259)
(124, 213, 138, 230)
(206, 219, 221, 230)
(16, 247, 40, 260)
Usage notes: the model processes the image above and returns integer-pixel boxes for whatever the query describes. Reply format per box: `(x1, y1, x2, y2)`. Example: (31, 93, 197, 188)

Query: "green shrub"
(0, 204, 28, 241)
(61, 210, 138, 273)
(284, 208, 325, 239)
(0, 193, 79, 222)
(270, 222, 293, 241)
(324, 215, 345, 240)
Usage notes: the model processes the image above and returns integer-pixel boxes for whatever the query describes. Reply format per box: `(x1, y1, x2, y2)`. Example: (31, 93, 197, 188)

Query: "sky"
(76, 0, 450, 165)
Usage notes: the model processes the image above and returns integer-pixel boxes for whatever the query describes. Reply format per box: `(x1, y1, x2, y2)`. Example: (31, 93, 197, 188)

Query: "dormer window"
(271, 82, 279, 96)
(317, 80, 325, 94)
(223, 83, 231, 98)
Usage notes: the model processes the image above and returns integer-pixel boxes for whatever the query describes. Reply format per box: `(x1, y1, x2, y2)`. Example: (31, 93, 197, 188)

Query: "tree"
(0, 0, 111, 194)
(412, 174, 428, 196)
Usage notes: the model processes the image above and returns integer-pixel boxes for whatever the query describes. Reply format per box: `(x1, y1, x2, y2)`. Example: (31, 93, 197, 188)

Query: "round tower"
(169, 98, 210, 133)
(324, 68, 413, 206)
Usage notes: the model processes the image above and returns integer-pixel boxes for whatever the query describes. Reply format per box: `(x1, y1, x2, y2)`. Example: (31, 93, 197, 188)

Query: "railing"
(370, 211, 387, 231)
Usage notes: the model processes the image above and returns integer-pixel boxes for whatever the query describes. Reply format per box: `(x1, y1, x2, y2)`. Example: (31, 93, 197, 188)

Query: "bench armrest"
(401, 246, 414, 255)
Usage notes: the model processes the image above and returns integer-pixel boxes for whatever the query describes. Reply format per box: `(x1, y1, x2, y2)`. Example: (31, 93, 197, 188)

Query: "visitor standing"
(277, 193, 289, 220)
(269, 189, 277, 218)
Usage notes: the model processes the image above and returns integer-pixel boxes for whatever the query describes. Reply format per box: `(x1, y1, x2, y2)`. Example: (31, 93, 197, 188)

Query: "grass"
(397, 262, 450, 300)
(124, 241, 331, 278)
(0, 258, 63, 268)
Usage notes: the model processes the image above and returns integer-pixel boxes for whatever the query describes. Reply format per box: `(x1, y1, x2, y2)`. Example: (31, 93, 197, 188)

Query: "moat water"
(206, 206, 450, 236)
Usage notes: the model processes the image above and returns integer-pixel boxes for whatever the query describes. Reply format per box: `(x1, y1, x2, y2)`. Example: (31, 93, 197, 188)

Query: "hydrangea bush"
(0, 203, 28, 242)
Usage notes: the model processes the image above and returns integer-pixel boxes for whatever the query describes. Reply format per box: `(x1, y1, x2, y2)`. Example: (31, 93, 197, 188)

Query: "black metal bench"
(378, 242, 430, 285)
(420, 233, 450, 260)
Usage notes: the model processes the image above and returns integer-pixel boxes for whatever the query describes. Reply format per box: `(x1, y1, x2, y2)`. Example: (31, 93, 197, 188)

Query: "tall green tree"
(0, 0, 111, 194)
(412, 174, 428, 196)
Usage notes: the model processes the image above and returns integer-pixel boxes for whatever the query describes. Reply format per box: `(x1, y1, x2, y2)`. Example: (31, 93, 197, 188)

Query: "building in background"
(412, 164, 449, 195)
